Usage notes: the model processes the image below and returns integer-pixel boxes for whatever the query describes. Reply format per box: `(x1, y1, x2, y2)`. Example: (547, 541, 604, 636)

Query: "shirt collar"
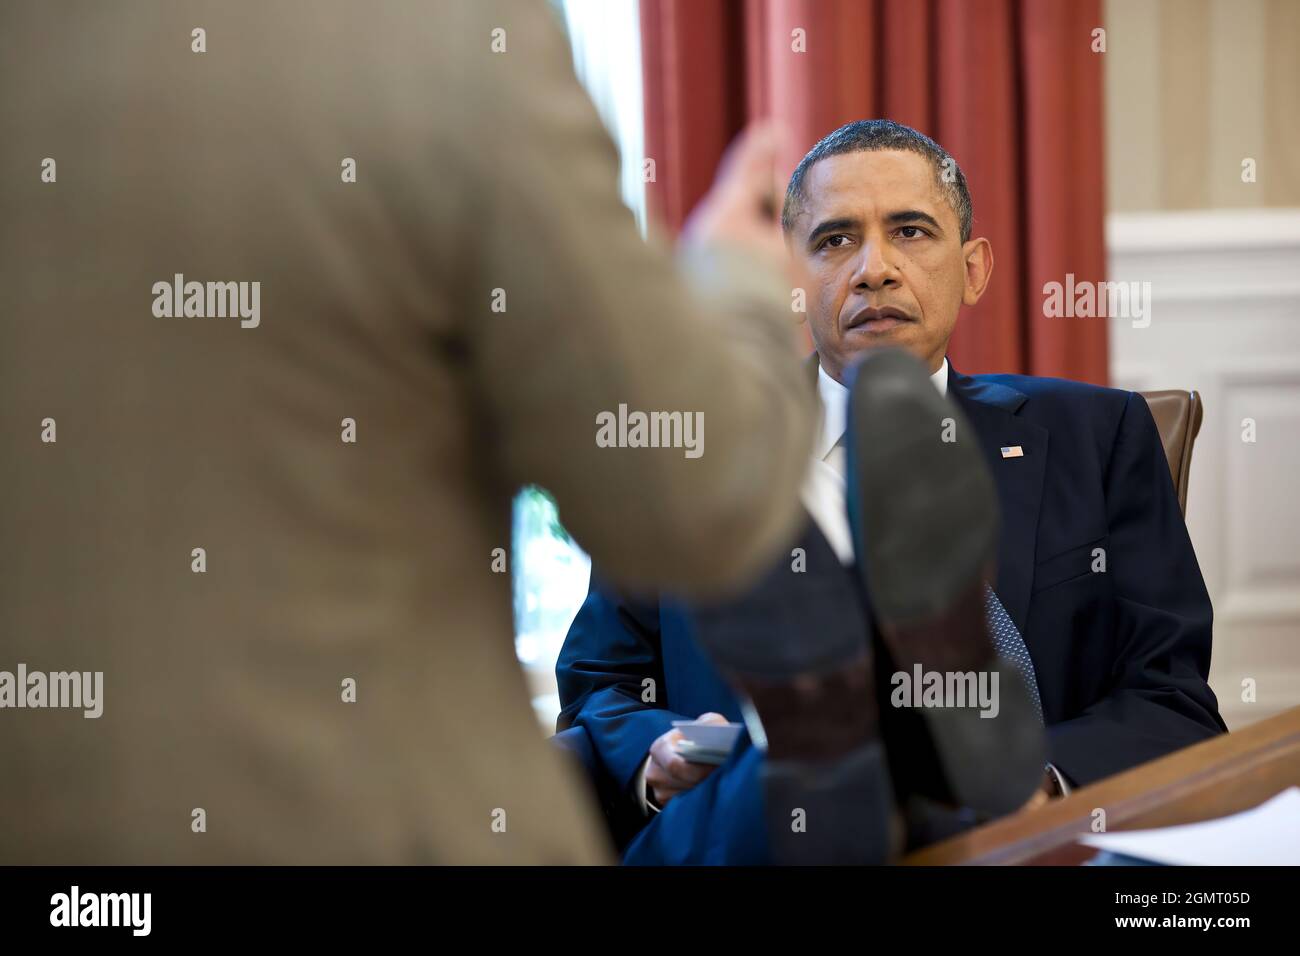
(815, 356, 949, 460)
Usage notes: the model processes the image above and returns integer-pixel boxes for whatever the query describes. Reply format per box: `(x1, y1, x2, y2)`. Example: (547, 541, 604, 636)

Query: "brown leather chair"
(1139, 390, 1204, 517)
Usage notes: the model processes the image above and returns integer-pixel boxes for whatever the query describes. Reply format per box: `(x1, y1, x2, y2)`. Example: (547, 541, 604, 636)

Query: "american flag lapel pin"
(1000, 445, 1024, 458)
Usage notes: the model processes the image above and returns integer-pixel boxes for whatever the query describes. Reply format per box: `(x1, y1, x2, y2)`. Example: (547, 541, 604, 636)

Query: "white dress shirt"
(802, 358, 949, 563)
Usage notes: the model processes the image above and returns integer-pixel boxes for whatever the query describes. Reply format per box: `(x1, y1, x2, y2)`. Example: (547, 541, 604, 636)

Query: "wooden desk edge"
(903, 706, 1300, 865)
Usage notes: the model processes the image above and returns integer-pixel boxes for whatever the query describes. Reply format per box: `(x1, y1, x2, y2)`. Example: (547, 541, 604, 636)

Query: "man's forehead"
(799, 148, 945, 219)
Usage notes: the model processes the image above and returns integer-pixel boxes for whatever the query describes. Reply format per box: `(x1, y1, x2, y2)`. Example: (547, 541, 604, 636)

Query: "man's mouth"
(843, 306, 916, 334)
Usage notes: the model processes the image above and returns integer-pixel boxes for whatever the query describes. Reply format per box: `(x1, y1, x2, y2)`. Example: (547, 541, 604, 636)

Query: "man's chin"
(814, 325, 936, 380)
(841, 324, 925, 359)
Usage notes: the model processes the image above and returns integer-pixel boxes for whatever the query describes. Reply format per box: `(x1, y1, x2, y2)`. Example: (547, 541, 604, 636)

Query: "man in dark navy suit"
(556, 120, 1226, 864)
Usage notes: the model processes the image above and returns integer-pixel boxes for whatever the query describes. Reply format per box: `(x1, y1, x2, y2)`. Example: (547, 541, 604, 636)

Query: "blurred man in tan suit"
(0, 1, 814, 863)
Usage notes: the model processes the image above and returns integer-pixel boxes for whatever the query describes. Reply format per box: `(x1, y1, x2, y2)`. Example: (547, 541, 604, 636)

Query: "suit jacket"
(0, 1, 816, 863)
(557, 358, 1227, 854)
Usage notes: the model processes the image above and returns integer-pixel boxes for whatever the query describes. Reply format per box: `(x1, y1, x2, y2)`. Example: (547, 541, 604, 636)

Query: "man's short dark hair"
(781, 119, 973, 243)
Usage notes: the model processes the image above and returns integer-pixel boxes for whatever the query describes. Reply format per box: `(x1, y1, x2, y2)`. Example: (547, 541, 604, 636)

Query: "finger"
(716, 122, 778, 182)
(644, 770, 676, 790)
(695, 712, 729, 725)
(653, 785, 683, 808)
(645, 762, 669, 789)
(716, 123, 783, 210)
(647, 733, 681, 770)
(647, 732, 685, 782)
(665, 755, 714, 785)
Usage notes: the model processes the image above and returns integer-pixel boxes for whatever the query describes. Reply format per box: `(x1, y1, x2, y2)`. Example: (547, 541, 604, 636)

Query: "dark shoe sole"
(845, 350, 998, 626)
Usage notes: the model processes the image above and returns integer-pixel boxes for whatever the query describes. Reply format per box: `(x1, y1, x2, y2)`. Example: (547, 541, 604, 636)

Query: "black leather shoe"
(843, 349, 1046, 818)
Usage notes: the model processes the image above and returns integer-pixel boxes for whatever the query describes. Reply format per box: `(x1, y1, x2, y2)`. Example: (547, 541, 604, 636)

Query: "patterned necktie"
(983, 585, 1044, 724)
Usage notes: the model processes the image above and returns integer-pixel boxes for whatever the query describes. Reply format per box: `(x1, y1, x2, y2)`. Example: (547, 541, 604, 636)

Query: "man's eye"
(897, 226, 927, 239)
(824, 235, 849, 249)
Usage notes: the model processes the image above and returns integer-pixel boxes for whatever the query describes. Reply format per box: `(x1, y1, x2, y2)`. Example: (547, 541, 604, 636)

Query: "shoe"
(843, 348, 1046, 818)
(688, 521, 900, 864)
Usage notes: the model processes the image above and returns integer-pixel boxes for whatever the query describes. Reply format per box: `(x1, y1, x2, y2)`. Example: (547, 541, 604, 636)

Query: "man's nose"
(851, 239, 900, 292)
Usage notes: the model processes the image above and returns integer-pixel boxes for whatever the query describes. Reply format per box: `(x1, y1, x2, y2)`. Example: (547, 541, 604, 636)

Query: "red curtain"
(640, 0, 1108, 384)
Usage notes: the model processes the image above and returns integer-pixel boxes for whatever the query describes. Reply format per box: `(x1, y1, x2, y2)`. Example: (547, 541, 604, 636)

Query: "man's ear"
(961, 237, 993, 306)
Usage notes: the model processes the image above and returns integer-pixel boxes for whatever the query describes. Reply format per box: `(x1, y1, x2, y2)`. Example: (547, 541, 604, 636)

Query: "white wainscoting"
(1108, 208, 1300, 730)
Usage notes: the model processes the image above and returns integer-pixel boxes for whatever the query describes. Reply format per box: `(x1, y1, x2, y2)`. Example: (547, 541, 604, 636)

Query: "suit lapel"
(948, 364, 1047, 637)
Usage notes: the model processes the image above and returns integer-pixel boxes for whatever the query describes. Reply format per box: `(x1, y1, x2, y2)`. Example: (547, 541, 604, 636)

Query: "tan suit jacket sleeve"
(462, 0, 815, 596)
